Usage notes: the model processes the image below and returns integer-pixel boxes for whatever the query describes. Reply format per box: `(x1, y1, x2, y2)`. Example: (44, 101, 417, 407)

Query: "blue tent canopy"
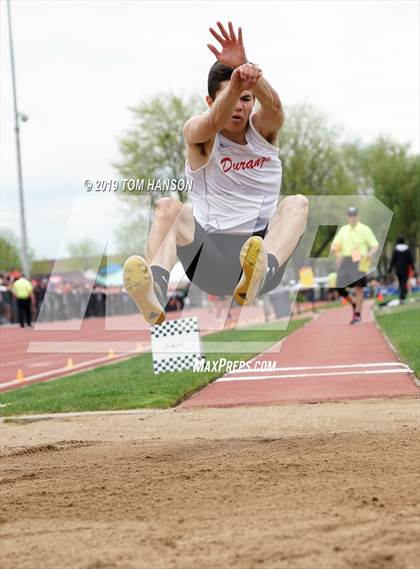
(96, 269, 124, 287)
(98, 263, 122, 276)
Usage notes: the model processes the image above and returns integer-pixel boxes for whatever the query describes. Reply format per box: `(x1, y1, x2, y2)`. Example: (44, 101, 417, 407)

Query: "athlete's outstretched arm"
(184, 21, 258, 145)
(252, 77, 285, 145)
(206, 21, 284, 144)
(183, 64, 261, 144)
(207, 21, 247, 69)
(183, 80, 241, 145)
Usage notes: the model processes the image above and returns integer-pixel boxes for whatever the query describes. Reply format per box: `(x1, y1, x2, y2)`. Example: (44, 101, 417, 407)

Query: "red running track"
(0, 302, 270, 392)
(180, 301, 419, 408)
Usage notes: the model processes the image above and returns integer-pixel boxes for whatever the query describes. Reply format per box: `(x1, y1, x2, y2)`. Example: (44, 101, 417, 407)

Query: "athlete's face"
(347, 213, 359, 227)
(207, 81, 255, 133)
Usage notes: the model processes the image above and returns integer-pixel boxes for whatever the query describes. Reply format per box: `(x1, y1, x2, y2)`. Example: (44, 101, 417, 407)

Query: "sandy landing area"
(1, 397, 419, 569)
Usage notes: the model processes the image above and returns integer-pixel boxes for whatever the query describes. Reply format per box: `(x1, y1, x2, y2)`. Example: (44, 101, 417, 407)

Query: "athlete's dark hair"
(208, 62, 233, 100)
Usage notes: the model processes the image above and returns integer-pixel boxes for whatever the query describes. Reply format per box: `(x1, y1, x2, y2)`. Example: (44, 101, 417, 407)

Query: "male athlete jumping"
(123, 21, 309, 324)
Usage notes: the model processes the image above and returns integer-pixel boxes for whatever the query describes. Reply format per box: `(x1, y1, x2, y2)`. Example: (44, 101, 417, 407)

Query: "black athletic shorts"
(176, 218, 286, 296)
(336, 256, 367, 288)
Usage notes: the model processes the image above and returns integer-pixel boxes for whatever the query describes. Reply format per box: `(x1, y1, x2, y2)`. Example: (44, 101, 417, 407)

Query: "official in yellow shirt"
(330, 207, 379, 324)
(11, 274, 33, 328)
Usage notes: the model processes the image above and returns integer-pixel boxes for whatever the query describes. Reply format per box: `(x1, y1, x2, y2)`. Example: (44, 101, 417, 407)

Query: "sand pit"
(1, 397, 419, 569)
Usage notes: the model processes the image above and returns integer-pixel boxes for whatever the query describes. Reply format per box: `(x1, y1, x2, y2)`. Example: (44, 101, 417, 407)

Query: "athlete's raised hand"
(207, 21, 247, 69)
(231, 63, 262, 91)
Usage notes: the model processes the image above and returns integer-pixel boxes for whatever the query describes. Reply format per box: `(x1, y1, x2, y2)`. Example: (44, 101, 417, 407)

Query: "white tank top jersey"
(185, 113, 282, 234)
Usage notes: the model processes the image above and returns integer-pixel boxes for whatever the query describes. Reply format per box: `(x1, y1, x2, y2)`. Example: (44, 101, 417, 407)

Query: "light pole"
(6, 0, 30, 277)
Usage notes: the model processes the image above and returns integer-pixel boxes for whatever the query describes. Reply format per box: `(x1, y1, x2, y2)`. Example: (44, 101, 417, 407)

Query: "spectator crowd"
(0, 242, 417, 329)
(0, 272, 141, 326)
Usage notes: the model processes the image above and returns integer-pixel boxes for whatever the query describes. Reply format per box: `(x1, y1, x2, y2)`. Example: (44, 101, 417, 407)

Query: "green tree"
(0, 229, 35, 273)
(0, 229, 22, 272)
(114, 92, 205, 204)
(346, 137, 420, 269)
(365, 138, 418, 248)
(113, 92, 204, 254)
(113, 209, 150, 257)
(278, 104, 358, 197)
(276, 104, 361, 261)
(66, 238, 102, 272)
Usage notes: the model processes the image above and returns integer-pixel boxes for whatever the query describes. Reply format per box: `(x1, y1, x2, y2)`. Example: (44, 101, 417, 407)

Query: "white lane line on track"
(27, 341, 150, 353)
(0, 353, 129, 391)
(2, 357, 53, 367)
(216, 368, 413, 382)
(224, 362, 409, 376)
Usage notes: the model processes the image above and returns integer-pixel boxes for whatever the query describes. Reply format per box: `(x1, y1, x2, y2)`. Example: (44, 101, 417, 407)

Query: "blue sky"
(1, 0, 419, 260)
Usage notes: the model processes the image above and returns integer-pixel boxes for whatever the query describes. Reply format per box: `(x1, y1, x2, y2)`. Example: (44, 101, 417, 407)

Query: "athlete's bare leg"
(354, 286, 364, 314)
(123, 198, 195, 325)
(264, 194, 309, 265)
(145, 198, 196, 271)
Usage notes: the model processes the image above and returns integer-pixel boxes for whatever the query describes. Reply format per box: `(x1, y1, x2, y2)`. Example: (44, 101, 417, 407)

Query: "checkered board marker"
(151, 317, 204, 374)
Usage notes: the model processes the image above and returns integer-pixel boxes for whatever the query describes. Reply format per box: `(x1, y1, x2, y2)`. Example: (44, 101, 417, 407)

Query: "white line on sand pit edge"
(216, 367, 412, 383)
(224, 361, 409, 375)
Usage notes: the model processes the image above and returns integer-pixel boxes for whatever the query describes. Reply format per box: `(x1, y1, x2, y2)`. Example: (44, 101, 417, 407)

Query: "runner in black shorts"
(336, 257, 367, 290)
(331, 207, 379, 324)
(123, 21, 309, 325)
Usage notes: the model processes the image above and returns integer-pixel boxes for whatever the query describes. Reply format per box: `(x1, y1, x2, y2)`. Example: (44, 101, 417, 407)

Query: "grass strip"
(375, 303, 420, 377)
(0, 318, 308, 417)
(375, 290, 420, 305)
